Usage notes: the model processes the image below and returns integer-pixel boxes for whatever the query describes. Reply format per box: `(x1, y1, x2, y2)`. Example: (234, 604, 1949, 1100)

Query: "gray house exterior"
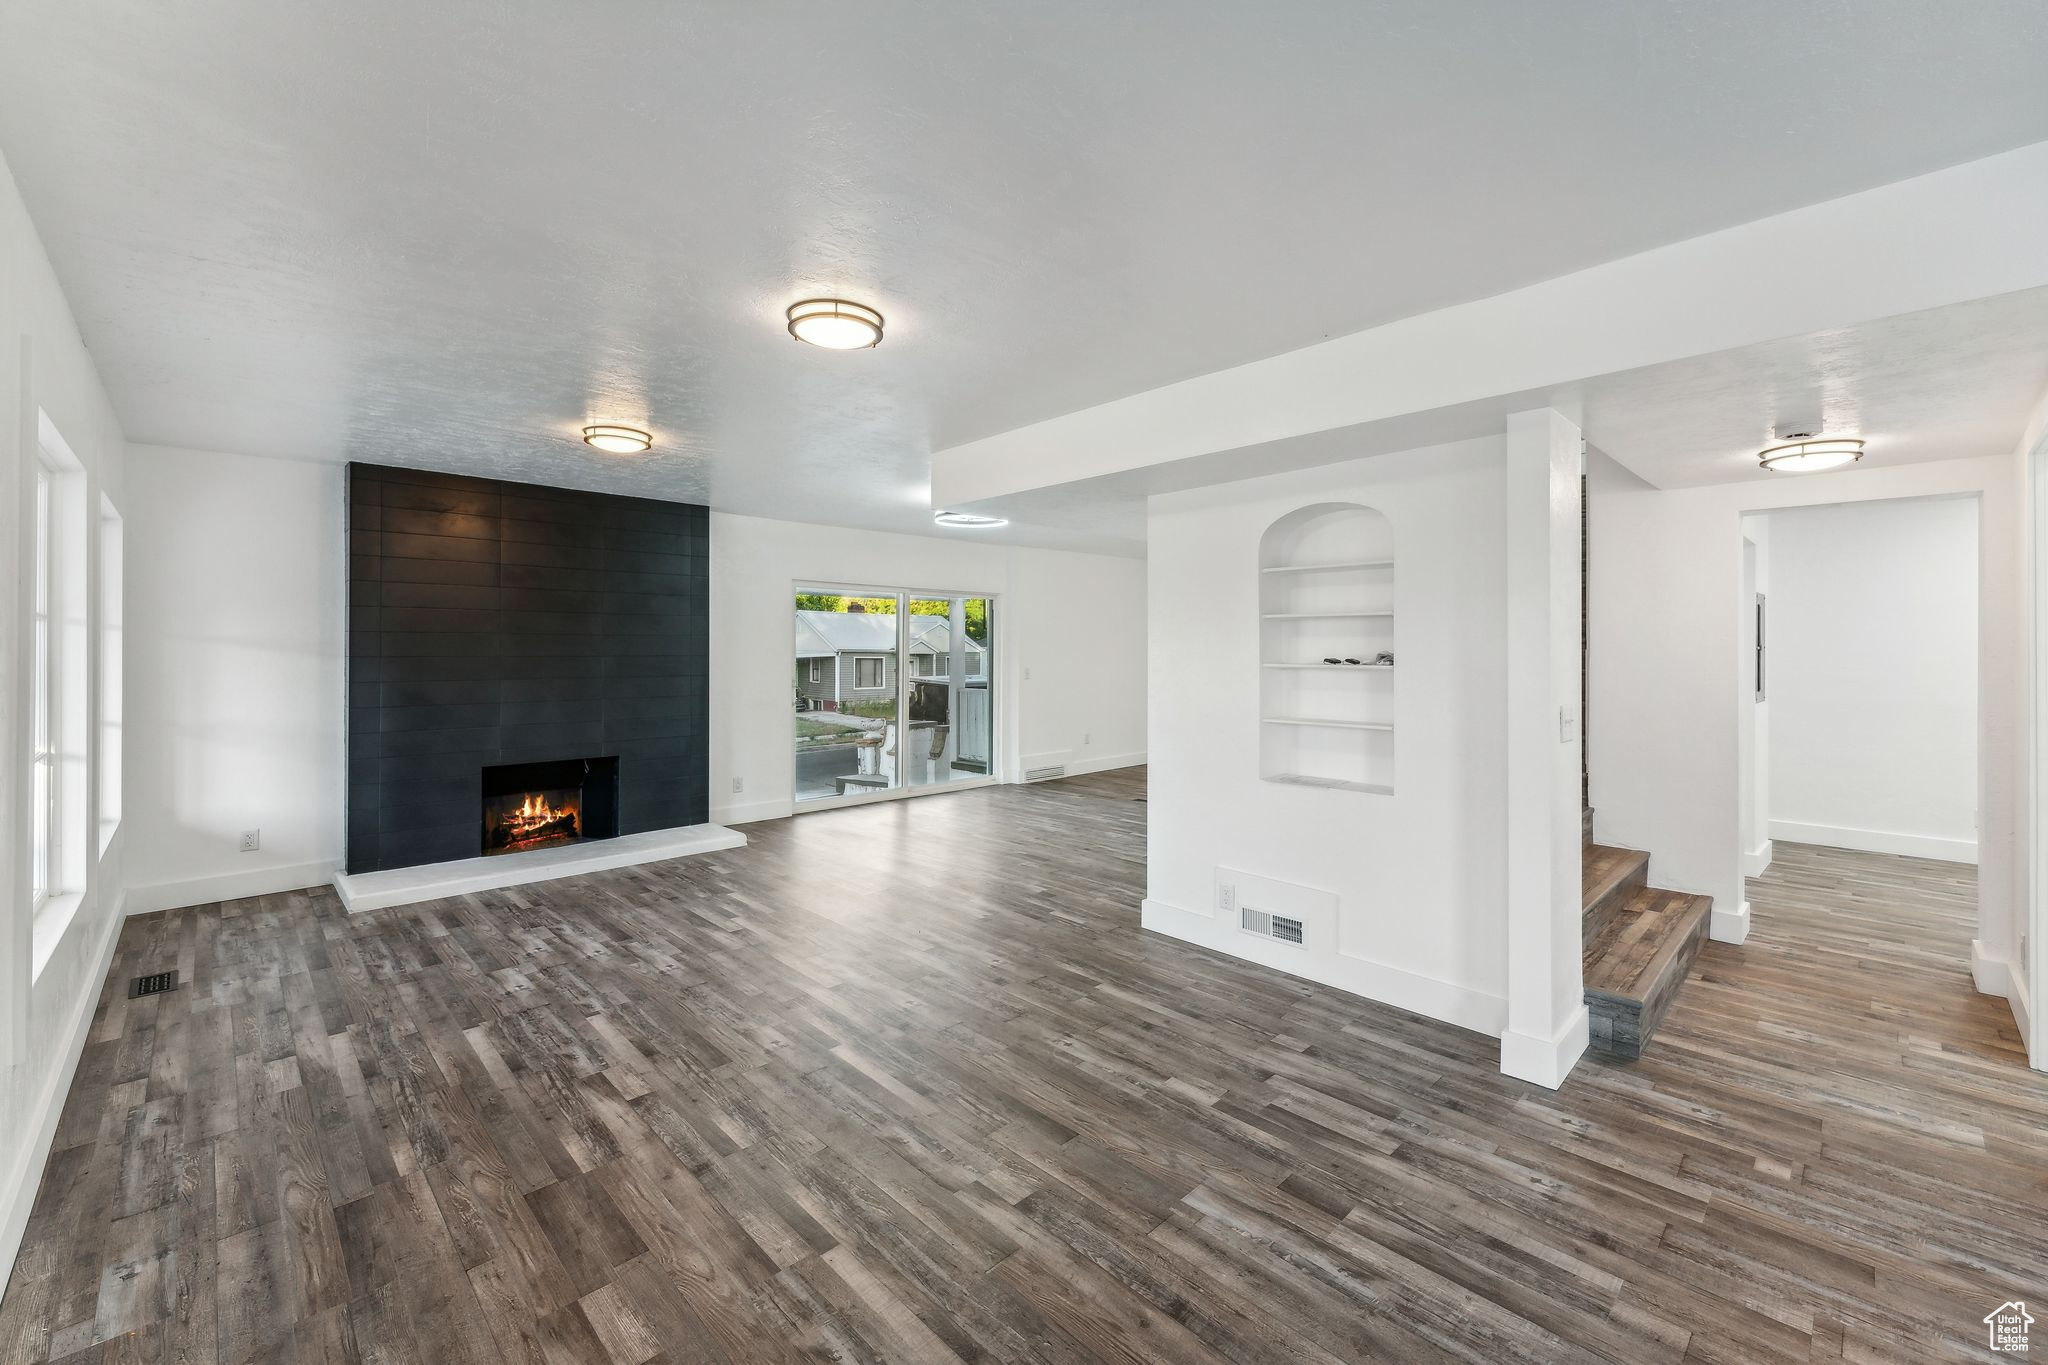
(794, 610, 986, 709)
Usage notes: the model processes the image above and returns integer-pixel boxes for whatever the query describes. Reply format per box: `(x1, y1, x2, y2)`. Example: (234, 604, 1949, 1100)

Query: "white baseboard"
(1768, 819, 1976, 865)
(2013, 965, 2034, 1065)
(1971, 938, 2033, 1042)
(333, 824, 747, 913)
(0, 895, 125, 1293)
(124, 860, 339, 917)
(1061, 750, 1146, 778)
(1743, 840, 1773, 878)
(1019, 750, 1146, 781)
(1711, 899, 1751, 945)
(1139, 896, 1505, 1037)
(1499, 1004, 1590, 1090)
(714, 797, 798, 826)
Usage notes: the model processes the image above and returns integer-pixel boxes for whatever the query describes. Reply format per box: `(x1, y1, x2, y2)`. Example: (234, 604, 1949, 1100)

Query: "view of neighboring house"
(794, 609, 988, 710)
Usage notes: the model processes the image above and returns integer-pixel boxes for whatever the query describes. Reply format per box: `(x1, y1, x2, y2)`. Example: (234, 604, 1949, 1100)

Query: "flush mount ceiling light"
(934, 510, 1007, 529)
(581, 424, 652, 454)
(787, 298, 884, 349)
(1758, 435, 1863, 473)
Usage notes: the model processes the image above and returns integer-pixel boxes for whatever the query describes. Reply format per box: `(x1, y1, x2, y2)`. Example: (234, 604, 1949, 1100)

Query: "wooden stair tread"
(1582, 843, 1649, 914)
(1583, 885, 1711, 1000)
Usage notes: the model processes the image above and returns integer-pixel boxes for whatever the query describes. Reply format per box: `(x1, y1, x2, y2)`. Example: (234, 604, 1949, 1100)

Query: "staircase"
(1581, 835, 1711, 1060)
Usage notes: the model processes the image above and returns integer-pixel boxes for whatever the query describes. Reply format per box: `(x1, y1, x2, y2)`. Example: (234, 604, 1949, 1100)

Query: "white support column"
(1500, 407, 1588, 1089)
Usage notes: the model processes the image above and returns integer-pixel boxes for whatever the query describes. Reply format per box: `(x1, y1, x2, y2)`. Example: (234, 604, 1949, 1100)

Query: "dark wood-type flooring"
(3, 773, 2043, 1363)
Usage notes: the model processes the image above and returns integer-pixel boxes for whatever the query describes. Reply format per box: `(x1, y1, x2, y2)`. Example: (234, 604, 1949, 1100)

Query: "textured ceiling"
(1580, 288, 2048, 488)
(959, 289, 2048, 554)
(4, 1, 2047, 553)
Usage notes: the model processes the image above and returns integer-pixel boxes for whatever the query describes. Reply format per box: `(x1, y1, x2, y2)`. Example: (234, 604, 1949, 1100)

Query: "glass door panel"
(903, 595, 992, 790)
(793, 591, 901, 802)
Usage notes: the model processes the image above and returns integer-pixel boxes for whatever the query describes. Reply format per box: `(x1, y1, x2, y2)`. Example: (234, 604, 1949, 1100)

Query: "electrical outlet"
(239, 829, 261, 853)
(1218, 881, 1237, 913)
(732, 776, 744, 794)
(1024, 666, 1032, 681)
(1083, 732, 1091, 746)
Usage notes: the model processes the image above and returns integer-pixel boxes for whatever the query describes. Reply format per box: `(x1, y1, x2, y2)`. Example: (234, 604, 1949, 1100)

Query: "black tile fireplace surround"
(346, 464, 708, 874)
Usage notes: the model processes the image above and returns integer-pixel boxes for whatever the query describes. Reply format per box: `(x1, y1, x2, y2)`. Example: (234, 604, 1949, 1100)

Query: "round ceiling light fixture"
(581, 424, 652, 454)
(934, 510, 1007, 529)
(1758, 434, 1863, 473)
(787, 298, 884, 349)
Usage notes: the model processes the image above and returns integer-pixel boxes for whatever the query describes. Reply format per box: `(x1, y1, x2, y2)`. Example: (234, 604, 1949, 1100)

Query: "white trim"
(714, 795, 801, 826)
(1767, 818, 1977, 865)
(1713, 899, 1751, 944)
(1018, 750, 1147, 780)
(1972, 940, 2033, 1047)
(124, 860, 341, 917)
(2023, 414, 2048, 1070)
(1139, 896, 1506, 1037)
(0, 891, 122, 1295)
(807, 657, 822, 685)
(331, 825, 746, 914)
(1743, 840, 1773, 877)
(850, 654, 887, 690)
(1499, 1004, 1590, 1091)
(29, 893, 83, 981)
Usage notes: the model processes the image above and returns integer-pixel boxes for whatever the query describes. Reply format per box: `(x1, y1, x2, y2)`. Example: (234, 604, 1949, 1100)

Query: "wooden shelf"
(1268, 773, 1394, 795)
(1261, 717, 1394, 731)
(1260, 611, 1395, 620)
(1262, 662, 1392, 670)
(1260, 559, 1394, 574)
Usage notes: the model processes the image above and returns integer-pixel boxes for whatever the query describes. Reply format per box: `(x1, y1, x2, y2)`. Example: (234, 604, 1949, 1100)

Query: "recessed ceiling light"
(934, 510, 1007, 529)
(787, 298, 884, 349)
(582, 424, 652, 454)
(1758, 436, 1863, 473)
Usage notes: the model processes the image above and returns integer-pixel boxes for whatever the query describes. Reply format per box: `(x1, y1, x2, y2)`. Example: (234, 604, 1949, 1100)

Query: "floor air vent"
(1239, 907, 1306, 947)
(1024, 765, 1067, 782)
(128, 970, 179, 999)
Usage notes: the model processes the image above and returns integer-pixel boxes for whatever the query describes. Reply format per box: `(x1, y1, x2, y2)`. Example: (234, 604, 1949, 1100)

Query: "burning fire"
(508, 792, 559, 832)
(487, 790, 580, 853)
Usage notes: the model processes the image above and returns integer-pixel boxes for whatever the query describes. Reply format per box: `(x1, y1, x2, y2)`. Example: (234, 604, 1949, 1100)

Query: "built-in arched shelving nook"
(1258, 502, 1394, 793)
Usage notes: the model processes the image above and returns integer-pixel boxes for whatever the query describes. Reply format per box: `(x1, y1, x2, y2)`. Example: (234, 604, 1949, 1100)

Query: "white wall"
(1761, 497, 1979, 863)
(1589, 455, 2023, 1017)
(0, 148, 129, 1289)
(116, 481, 1147, 863)
(709, 511, 1146, 823)
(1143, 436, 1512, 1036)
(124, 446, 347, 912)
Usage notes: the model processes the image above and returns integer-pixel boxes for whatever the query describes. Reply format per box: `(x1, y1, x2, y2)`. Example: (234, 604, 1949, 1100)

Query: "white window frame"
(99, 494, 123, 852)
(30, 459, 54, 921)
(807, 658, 822, 684)
(29, 413, 88, 979)
(853, 655, 886, 690)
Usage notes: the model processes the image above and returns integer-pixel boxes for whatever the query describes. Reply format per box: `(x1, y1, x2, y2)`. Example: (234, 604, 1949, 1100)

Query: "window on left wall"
(30, 460, 54, 920)
(99, 495, 123, 852)
(31, 416, 89, 979)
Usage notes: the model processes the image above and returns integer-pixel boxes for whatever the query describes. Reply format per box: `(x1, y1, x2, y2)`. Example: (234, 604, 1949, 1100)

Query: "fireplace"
(481, 757, 620, 857)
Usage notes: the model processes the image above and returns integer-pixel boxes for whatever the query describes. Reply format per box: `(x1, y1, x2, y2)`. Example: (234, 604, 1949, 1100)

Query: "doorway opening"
(793, 587, 995, 807)
(1736, 494, 1981, 973)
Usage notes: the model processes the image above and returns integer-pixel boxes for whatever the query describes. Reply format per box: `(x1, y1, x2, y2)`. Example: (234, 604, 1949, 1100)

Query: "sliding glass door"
(792, 588, 993, 806)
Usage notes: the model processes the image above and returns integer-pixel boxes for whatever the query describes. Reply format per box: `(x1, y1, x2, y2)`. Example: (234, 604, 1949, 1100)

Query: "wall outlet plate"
(239, 829, 260, 852)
